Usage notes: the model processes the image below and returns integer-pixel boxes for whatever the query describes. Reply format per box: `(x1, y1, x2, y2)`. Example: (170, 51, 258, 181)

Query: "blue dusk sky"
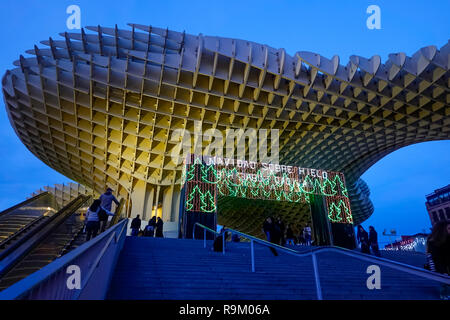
(0, 0, 448, 243)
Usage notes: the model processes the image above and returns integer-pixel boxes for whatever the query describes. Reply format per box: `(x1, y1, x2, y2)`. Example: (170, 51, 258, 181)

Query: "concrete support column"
(130, 180, 147, 219)
(162, 185, 174, 222)
(153, 185, 161, 218)
(171, 188, 181, 223)
(128, 182, 181, 224)
(142, 185, 154, 220)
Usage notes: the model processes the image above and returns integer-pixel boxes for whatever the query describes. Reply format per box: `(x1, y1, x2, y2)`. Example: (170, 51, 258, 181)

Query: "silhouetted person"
(85, 199, 114, 241)
(99, 188, 120, 232)
(297, 225, 305, 245)
(213, 226, 228, 252)
(275, 216, 285, 246)
(262, 217, 279, 256)
(144, 216, 156, 237)
(262, 217, 273, 242)
(100, 188, 120, 211)
(369, 226, 380, 256)
(356, 225, 362, 247)
(286, 224, 295, 245)
(130, 215, 141, 236)
(303, 224, 312, 246)
(426, 220, 450, 299)
(346, 224, 356, 249)
(155, 217, 164, 237)
(357, 225, 370, 254)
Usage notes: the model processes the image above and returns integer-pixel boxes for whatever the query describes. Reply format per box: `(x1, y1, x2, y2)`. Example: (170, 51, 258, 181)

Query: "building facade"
(2, 24, 449, 235)
(425, 184, 450, 226)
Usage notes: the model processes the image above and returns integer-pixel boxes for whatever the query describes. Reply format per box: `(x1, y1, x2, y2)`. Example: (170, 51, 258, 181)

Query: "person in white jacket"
(85, 199, 114, 241)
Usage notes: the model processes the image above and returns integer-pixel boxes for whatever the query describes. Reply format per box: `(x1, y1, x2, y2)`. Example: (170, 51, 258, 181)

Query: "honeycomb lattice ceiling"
(2, 24, 449, 223)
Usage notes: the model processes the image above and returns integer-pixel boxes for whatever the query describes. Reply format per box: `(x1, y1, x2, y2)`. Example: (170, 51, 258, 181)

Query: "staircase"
(378, 250, 427, 268)
(107, 237, 442, 300)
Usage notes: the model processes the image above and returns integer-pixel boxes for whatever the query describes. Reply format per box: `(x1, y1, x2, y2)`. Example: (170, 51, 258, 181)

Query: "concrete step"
(106, 237, 442, 300)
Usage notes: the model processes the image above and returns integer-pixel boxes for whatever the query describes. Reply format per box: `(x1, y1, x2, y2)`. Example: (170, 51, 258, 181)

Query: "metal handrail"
(193, 222, 323, 299)
(0, 193, 59, 249)
(0, 192, 51, 217)
(57, 223, 86, 258)
(0, 218, 128, 300)
(193, 223, 450, 300)
(193, 223, 220, 250)
(110, 198, 125, 227)
(71, 219, 127, 299)
(0, 195, 89, 269)
(0, 214, 48, 249)
(61, 197, 122, 257)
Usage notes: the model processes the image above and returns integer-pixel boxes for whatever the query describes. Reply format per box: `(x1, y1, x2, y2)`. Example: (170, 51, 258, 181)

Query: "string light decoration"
(385, 237, 427, 251)
(183, 156, 218, 214)
(183, 154, 353, 224)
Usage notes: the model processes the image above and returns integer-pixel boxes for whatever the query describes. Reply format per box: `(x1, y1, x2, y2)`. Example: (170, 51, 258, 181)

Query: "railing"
(110, 198, 125, 227)
(0, 219, 128, 300)
(57, 197, 94, 257)
(0, 214, 48, 249)
(57, 226, 84, 258)
(0, 195, 90, 276)
(59, 197, 124, 257)
(0, 192, 51, 217)
(193, 223, 220, 250)
(193, 223, 450, 300)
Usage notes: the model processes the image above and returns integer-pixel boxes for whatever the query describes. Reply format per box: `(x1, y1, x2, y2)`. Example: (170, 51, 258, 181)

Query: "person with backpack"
(99, 188, 120, 232)
(144, 216, 156, 237)
(130, 215, 141, 236)
(85, 199, 114, 241)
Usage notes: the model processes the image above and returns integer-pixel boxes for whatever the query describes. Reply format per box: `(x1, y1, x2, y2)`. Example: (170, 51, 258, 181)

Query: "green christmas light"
(184, 159, 353, 224)
(200, 190, 216, 213)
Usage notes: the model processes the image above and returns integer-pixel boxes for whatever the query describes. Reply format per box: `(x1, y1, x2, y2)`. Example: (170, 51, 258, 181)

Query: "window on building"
(445, 192, 450, 202)
(428, 196, 439, 206)
(438, 209, 445, 220)
(432, 211, 438, 222)
(445, 207, 450, 220)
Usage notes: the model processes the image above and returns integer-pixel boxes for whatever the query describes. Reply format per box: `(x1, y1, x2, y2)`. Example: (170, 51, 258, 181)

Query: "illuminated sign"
(183, 155, 353, 224)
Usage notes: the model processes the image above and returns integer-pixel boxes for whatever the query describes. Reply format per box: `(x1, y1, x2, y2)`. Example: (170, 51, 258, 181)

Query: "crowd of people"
(356, 221, 449, 299)
(260, 217, 449, 295)
(83, 187, 165, 241)
(356, 225, 380, 256)
(212, 218, 311, 254)
(130, 214, 165, 238)
(261, 216, 313, 255)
